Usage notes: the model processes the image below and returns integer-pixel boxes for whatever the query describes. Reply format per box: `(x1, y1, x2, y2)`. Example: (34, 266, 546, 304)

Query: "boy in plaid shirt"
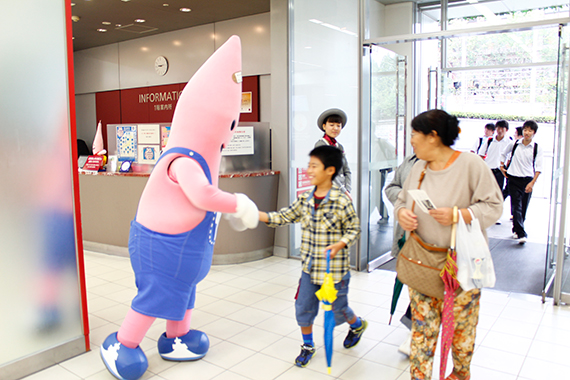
(259, 145, 364, 368)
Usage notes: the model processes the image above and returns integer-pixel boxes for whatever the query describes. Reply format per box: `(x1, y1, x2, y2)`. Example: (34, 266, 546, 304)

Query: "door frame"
(361, 18, 570, 303)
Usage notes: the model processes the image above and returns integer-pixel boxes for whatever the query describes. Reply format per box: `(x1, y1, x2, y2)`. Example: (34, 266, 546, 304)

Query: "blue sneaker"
(343, 318, 368, 348)
(157, 330, 210, 361)
(100, 332, 148, 380)
(295, 344, 316, 367)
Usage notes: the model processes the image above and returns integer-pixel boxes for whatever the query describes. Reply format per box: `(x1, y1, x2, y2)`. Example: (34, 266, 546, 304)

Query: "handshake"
(224, 193, 259, 231)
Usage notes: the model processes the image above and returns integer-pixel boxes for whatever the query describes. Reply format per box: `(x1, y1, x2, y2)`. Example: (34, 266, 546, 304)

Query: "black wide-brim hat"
(317, 108, 347, 131)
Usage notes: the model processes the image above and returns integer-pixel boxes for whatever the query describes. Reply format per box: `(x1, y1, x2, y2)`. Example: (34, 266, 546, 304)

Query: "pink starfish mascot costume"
(101, 36, 258, 380)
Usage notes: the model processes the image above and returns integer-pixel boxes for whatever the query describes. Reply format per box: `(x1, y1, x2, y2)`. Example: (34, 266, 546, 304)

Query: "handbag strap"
(411, 151, 461, 227)
(411, 150, 461, 214)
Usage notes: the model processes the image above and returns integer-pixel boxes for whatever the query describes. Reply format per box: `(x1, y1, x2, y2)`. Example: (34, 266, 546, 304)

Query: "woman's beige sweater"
(394, 151, 503, 247)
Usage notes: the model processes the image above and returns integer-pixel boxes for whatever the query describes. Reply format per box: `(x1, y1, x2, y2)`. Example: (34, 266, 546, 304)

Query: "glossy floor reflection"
(20, 249, 570, 380)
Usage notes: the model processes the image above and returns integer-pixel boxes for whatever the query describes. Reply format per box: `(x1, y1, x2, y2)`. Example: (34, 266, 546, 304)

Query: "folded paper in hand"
(408, 189, 436, 214)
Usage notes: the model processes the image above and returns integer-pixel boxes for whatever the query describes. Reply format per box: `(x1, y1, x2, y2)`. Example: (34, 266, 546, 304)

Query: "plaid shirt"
(266, 184, 361, 285)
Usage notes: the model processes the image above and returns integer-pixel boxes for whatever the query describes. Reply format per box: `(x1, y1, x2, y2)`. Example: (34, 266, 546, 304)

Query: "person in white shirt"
(470, 123, 495, 154)
(479, 120, 511, 202)
(500, 120, 543, 244)
(503, 126, 523, 202)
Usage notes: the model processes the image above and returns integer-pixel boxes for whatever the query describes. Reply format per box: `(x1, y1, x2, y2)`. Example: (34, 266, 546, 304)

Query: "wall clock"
(154, 56, 169, 76)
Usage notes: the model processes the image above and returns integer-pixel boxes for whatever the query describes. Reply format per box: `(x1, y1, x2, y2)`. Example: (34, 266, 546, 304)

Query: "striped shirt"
(266, 184, 361, 285)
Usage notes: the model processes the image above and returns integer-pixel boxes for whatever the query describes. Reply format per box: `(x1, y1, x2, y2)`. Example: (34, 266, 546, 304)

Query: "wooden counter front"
(79, 170, 280, 264)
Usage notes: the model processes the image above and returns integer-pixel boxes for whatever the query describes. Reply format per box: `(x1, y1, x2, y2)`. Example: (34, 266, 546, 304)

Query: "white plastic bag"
(456, 212, 496, 291)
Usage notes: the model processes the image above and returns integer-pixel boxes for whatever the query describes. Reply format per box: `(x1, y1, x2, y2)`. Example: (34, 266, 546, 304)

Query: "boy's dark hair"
(411, 109, 460, 147)
(522, 120, 538, 133)
(324, 115, 344, 125)
(309, 145, 343, 181)
(495, 120, 509, 130)
(485, 123, 496, 132)
(515, 126, 523, 136)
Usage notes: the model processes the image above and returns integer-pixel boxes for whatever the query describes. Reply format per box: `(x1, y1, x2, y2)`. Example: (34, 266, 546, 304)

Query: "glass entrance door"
(549, 25, 570, 304)
(366, 45, 406, 271)
(414, 25, 564, 297)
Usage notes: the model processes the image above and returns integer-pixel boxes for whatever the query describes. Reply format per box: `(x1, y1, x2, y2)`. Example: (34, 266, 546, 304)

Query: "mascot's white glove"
(224, 193, 259, 231)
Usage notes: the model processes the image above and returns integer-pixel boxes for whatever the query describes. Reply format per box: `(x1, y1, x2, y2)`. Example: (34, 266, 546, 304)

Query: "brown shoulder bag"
(395, 155, 460, 299)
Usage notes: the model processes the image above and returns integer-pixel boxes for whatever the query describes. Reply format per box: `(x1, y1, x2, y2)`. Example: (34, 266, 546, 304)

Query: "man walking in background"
(479, 120, 511, 225)
(500, 120, 543, 244)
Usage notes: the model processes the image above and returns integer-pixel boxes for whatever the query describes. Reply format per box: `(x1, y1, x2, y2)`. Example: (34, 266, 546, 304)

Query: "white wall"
(75, 13, 270, 94)
(74, 44, 120, 93)
(368, 0, 385, 39)
(270, 0, 289, 256)
(74, 13, 271, 146)
(75, 93, 96, 145)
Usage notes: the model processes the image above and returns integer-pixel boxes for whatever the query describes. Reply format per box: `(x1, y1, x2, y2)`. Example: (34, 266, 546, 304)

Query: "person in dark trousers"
(384, 153, 419, 356)
(503, 126, 523, 202)
(479, 120, 511, 224)
(500, 121, 543, 244)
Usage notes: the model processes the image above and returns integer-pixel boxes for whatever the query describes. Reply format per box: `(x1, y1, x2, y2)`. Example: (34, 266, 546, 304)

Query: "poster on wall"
(222, 126, 254, 156)
(241, 92, 252, 113)
(117, 125, 137, 161)
(138, 123, 160, 145)
(138, 145, 160, 164)
(296, 168, 313, 197)
(161, 125, 171, 152)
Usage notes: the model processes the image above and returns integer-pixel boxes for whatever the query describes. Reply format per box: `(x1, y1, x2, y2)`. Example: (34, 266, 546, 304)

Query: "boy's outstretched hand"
(325, 241, 347, 259)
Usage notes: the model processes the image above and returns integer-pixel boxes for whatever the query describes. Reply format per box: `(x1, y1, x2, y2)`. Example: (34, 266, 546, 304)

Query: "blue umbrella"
(315, 250, 337, 374)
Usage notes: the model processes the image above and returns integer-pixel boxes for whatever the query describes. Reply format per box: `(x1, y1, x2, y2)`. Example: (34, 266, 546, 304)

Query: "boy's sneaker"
(343, 318, 368, 348)
(295, 344, 316, 367)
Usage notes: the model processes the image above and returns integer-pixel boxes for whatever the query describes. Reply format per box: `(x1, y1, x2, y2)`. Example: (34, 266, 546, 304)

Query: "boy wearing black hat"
(315, 108, 352, 199)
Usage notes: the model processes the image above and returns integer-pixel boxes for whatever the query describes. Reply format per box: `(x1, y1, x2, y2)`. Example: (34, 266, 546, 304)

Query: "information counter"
(79, 170, 279, 264)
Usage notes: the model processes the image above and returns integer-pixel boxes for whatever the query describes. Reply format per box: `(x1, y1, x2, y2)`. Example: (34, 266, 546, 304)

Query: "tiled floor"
(22, 250, 570, 380)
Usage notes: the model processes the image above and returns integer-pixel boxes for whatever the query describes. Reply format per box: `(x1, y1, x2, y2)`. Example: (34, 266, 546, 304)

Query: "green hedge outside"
(450, 111, 554, 124)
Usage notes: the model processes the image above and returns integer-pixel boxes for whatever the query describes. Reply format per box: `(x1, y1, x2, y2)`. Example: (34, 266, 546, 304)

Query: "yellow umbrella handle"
(450, 206, 458, 250)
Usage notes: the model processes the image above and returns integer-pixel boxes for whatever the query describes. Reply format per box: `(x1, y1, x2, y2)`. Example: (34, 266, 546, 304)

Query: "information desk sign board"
(221, 126, 254, 156)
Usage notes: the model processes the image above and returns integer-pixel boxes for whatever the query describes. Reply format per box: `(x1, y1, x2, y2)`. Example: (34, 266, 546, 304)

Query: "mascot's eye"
(230, 120, 236, 131)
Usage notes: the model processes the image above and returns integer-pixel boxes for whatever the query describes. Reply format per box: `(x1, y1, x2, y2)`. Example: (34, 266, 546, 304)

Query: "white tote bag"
(456, 212, 496, 291)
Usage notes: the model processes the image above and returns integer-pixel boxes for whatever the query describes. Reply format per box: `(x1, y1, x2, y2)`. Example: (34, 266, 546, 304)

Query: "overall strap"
(157, 147, 213, 185)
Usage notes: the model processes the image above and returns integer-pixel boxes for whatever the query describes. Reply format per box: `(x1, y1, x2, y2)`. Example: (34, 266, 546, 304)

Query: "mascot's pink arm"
(171, 157, 238, 213)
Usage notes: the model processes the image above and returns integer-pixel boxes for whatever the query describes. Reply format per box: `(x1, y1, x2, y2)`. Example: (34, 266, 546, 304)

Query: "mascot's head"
(166, 35, 242, 171)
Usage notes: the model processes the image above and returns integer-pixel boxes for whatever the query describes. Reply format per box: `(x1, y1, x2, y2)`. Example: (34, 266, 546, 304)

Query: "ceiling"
(70, 0, 425, 51)
(70, 0, 270, 51)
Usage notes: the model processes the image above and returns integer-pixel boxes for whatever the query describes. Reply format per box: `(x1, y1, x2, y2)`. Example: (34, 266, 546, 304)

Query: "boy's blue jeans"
(295, 271, 355, 327)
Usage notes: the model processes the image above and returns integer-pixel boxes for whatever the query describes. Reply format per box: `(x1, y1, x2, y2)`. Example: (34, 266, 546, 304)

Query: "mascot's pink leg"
(117, 309, 156, 349)
(101, 308, 151, 380)
(166, 309, 193, 338)
(158, 308, 209, 361)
